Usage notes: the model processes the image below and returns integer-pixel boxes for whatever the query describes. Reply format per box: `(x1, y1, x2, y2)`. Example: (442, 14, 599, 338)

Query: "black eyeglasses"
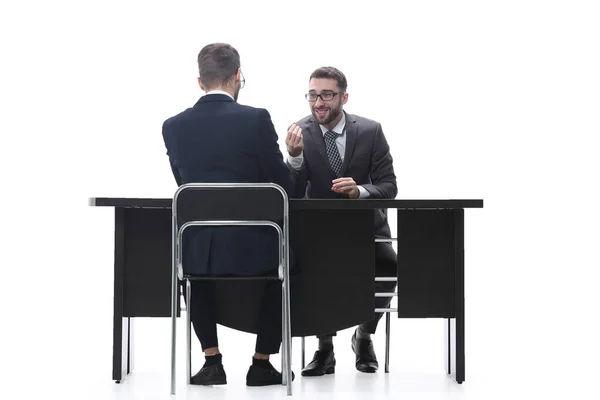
(305, 92, 343, 102)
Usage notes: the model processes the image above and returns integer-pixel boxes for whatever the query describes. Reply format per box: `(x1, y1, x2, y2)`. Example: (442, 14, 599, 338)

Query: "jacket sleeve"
(361, 123, 397, 199)
(286, 158, 309, 199)
(257, 109, 296, 198)
(162, 119, 183, 186)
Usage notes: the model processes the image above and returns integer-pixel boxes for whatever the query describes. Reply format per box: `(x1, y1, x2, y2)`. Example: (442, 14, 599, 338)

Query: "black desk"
(89, 198, 483, 385)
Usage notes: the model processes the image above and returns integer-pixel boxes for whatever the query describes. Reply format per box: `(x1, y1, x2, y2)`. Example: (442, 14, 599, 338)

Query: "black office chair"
(169, 183, 293, 396)
(373, 261, 398, 374)
(299, 209, 398, 374)
(374, 208, 398, 373)
(298, 267, 397, 373)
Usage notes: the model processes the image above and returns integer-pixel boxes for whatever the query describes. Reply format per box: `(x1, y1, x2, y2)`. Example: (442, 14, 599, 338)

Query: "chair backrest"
(173, 183, 288, 225)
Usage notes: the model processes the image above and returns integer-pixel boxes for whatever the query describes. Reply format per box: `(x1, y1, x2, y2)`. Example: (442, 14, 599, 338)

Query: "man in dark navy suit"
(285, 67, 398, 376)
(162, 43, 295, 387)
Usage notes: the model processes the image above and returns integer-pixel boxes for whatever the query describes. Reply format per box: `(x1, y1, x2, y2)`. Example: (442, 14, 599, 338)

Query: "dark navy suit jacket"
(162, 94, 295, 276)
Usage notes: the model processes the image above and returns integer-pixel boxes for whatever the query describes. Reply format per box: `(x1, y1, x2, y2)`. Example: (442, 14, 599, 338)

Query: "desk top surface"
(89, 197, 483, 209)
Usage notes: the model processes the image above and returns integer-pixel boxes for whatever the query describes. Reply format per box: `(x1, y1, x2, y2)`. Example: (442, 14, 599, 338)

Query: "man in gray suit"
(285, 66, 398, 376)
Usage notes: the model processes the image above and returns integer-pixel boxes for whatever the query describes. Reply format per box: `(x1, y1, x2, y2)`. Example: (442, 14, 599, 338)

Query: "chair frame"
(300, 237, 398, 374)
(169, 183, 293, 396)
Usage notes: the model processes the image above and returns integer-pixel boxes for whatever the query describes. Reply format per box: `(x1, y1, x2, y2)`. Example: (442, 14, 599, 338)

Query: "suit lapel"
(307, 120, 337, 178)
(339, 112, 357, 177)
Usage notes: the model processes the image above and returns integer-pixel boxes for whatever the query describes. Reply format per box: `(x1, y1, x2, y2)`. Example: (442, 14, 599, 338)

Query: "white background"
(1, 0, 599, 398)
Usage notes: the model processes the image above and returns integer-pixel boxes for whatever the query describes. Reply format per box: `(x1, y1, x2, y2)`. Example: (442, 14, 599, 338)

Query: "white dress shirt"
(204, 90, 234, 100)
(287, 114, 369, 198)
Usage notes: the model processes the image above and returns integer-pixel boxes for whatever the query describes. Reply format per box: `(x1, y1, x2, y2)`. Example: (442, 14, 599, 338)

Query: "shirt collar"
(204, 90, 234, 100)
(319, 112, 346, 136)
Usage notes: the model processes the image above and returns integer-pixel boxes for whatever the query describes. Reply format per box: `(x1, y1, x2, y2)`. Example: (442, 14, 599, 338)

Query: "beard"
(311, 99, 343, 126)
(233, 82, 241, 101)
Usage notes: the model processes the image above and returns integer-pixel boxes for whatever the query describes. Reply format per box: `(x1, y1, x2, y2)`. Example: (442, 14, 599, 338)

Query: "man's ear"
(197, 77, 205, 92)
(342, 92, 349, 105)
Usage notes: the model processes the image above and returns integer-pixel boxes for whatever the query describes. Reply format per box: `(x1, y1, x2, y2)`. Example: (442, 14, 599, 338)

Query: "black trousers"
(317, 242, 398, 338)
(187, 279, 283, 355)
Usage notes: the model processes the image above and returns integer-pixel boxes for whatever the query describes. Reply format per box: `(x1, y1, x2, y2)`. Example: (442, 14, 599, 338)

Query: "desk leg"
(112, 208, 134, 383)
(445, 209, 465, 384)
(113, 316, 133, 383)
(128, 317, 135, 374)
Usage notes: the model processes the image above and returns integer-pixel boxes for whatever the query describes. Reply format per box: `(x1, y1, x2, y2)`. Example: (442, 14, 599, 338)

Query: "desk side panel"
(123, 208, 175, 317)
(397, 210, 455, 318)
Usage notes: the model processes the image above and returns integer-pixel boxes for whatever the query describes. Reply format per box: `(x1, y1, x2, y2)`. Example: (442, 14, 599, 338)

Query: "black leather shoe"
(190, 363, 227, 385)
(301, 348, 336, 376)
(351, 332, 378, 373)
(246, 363, 295, 386)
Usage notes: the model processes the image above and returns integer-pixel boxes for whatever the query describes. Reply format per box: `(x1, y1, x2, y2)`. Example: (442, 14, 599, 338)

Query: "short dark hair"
(309, 66, 348, 92)
(197, 43, 240, 89)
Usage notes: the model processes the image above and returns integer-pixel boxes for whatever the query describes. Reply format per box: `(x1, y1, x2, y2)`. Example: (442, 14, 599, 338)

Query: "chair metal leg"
(281, 281, 287, 386)
(283, 277, 293, 395)
(186, 280, 192, 384)
(301, 337, 305, 369)
(385, 311, 391, 373)
(170, 241, 178, 395)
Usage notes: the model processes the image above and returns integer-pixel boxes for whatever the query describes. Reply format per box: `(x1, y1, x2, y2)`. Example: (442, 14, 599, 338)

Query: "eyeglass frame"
(239, 71, 245, 89)
(305, 91, 344, 102)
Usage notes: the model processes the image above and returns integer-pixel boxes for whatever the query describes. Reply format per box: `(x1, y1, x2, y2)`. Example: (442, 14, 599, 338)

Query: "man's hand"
(285, 123, 304, 157)
(332, 177, 359, 199)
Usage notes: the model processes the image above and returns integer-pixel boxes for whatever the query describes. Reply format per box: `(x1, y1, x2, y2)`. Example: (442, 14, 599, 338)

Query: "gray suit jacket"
(289, 112, 397, 238)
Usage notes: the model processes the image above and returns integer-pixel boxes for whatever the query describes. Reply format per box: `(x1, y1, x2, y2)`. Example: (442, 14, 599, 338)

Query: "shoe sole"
(247, 375, 295, 387)
(246, 381, 284, 387)
(301, 366, 335, 377)
(192, 378, 227, 386)
(357, 366, 377, 373)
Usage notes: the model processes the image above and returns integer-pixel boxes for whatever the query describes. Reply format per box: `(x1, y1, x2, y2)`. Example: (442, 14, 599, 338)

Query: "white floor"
(7, 312, 596, 400)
